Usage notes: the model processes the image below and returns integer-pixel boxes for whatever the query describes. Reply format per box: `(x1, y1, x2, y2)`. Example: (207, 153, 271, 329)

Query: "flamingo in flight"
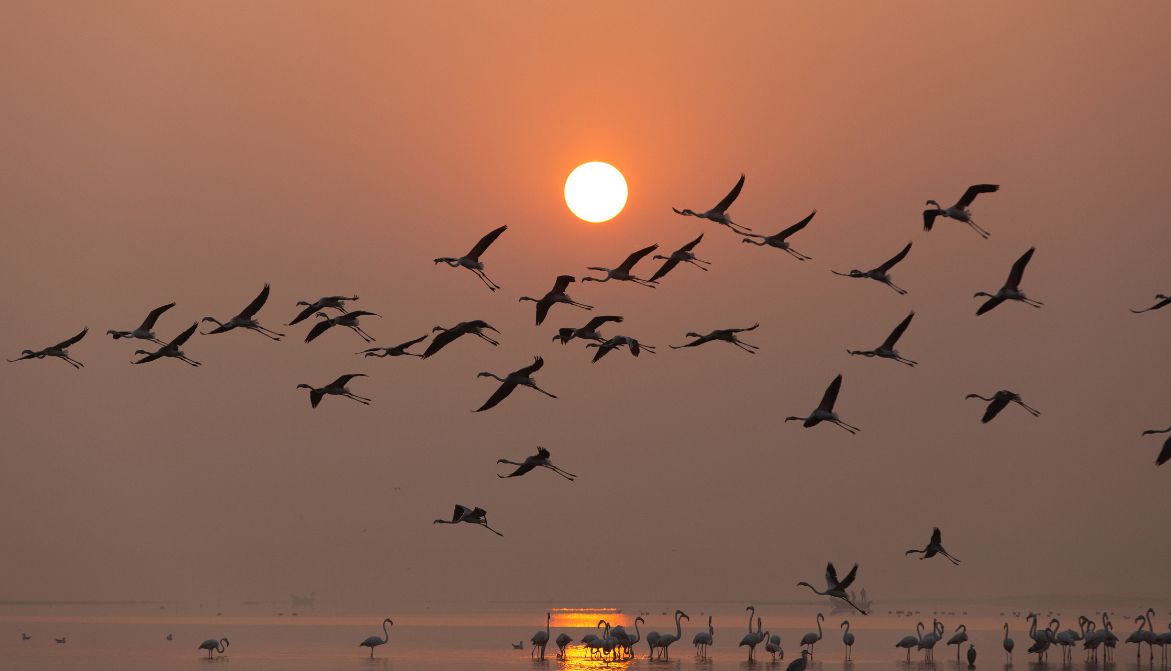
(923, 184, 1000, 238)
(1131, 294, 1170, 314)
(847, 312, 917, 366)
(1141, 425, 1171, 466)
(798, 564, 869, 615)
(287, 295, 358, 326)
(832, 242, 912, 294)
(586, 335, 655, 363)
(202, 284, 285, 340)
(358, 334, 428, 358)
(554, 315, 623, 345)
(107, 302, 175, 344)
(518, 275, 593, 326)
(132, 323, 201, 366)
(433, 504, 502, 536)
(304, 311, 379, 343)
(473, 356, 556, 412)
(582, 244, 660, 287)
(296, 373, 371, 408)
(740, 210, 815, 260)
(496, 447, 576, 481)
(965, 390, 1040, 423)
(650, 234, 711, 281)
(434, 225, 507, 291)
(198, 638, 229, 658)
(905, 527, 962, 564)
(8, 327, 88, 369)
(359, 618, 393, 658)
(670, 324, 760, 353)
(785, 374, 861, 434)
(673, 173, 751, 233)
(424, 320, 500, 358)
(975, 247, 1043, 315)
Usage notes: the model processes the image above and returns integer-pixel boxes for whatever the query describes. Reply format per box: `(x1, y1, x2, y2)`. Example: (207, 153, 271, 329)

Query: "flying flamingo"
(842, 621, 855, 660)
(897, 622, 925, 661)
(585, 335, 655, 363)
(519, 275, 593, 325)
(107, 302, 175, 344)
(948, 624, 969, 661)
(202, 284, 284, 340)
(434, 225, 507, 291)
(831, 242, 912, 294)
(288, 295, 358, 325)
(198, 638, 228, 658)
(1131, 294, 1170, 314)
(786, 374, 861, 434)
(1141, 425, 1171, 466)
(740, 210, 815, 260)
(304, 311, 379, 343)
(905, 527, 962, 564)
(359, 618, 393, 658)
(740, 614, 766, 661)
(496, 447, 575, 481)
(670, 323, 760, 353)
(358, 334, 428, 358)
(8, 327, 88, 369)
(582, 244, 660, 287)
(650, 234, 711, 281)
(848, 312, 917, 366)
(432, 504, 502, 536)
(424, 321, 500, 358)
(799, 564, 868, 614)
(800, 613, 825, 657)
(473, 356, 556, 412)
(693, 615, 713, 658)
(531, 612, 550, 659)
(296, 373, 371, 408)
(673, 173, 751, 233)
(132, 323, 201, 366)
(554, 315, 623, 345)
(965, 390, 1040, 423)
(923, 184, 1000, 238)
(974, 247, 1043, 315)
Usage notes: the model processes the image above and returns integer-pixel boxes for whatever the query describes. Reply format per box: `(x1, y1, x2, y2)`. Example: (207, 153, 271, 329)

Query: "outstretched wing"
(467, 225, 507, 260)
(331, 373, 367, 387)
(678, 233, 704, 253)
(1006, 247, 1035, 290)
(583, 315, 623, 331)
(617, 244, 659, 272)
(712, 173, 745, 213)
(590, 343, 615, 363)
(982, 396, 1010, 423)
(817, 374, 843, 412)
(54, 327, 89, 349)
(304, 318, 335, 343)
(838, 564, 859, 590)
(536, 446, 551, 458)
(169, 323, 199, 347)
(956, 184, 999, 208)
(776, 210, 816, 240)
(237, 284, 271, 319)
(452, 504, 470, 522)
(880, 313, 915, 350)
(423, 327, 464, 358)
(515, 356, 545, 377)
(923, 209, 940, 232)
(396, 334, 428, 349)
(502, 461, 536, 477)
(131, 349, 164, 364)
(288, 303, 319, 326)
(877, 243, 912, 273)
(930, 527, 942, 545)
(976, 294, 1006, 316)
(138, 302, 176, 330)
(1157, 435, 1171, 466)
(649, 257, 681, 282)
(551, 275, 575, 294)
(826, 562, 840, 587)
(475, 380, 517, 412)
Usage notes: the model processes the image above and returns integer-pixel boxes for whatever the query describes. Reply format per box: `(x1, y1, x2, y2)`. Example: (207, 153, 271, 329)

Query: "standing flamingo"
(531, 612, 550, 659)
(693, 615, 713, 657)
(1003, 623, 1015, 661)
(740, 615, 767, 661)
(555, 632, 573, 659)
(948, 624, 969, 660)
(800, 613, 825, 657)
(897, 622, 925, 662)
(198, 638, 229, 658)
(359, 618, 393, 658)
(842, 621, 855, 660)
(767, 633, 785, 661)
(652, 610, 689, 660)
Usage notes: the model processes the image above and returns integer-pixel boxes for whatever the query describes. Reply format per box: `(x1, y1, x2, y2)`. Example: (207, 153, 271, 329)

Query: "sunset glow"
(564, 162, 628, 223)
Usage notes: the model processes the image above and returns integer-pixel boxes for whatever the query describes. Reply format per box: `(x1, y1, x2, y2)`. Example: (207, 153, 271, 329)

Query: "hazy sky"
(2, 2, 1170, 611)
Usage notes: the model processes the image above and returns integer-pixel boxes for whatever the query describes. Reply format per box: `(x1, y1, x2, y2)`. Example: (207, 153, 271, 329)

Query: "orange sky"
(2, 2, 1170, 609)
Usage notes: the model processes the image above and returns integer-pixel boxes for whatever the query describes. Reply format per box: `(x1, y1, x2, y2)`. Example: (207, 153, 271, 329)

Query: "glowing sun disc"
(564, 162, 628, 223)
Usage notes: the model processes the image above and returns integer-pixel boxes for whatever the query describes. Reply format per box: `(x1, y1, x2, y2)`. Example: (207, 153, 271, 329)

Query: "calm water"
(2, 603, 1165, 671)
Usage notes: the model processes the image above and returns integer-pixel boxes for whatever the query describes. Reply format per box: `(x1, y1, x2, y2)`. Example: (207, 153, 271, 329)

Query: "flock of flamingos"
(9, 174, 1170, 660)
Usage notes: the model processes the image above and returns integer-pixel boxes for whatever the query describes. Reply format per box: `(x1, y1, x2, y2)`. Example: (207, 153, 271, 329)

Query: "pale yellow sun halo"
(564, 162, 628, 223)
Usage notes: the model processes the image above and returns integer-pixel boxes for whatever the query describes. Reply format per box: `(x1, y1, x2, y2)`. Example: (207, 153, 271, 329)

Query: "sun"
(564, 161, 628, 223)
